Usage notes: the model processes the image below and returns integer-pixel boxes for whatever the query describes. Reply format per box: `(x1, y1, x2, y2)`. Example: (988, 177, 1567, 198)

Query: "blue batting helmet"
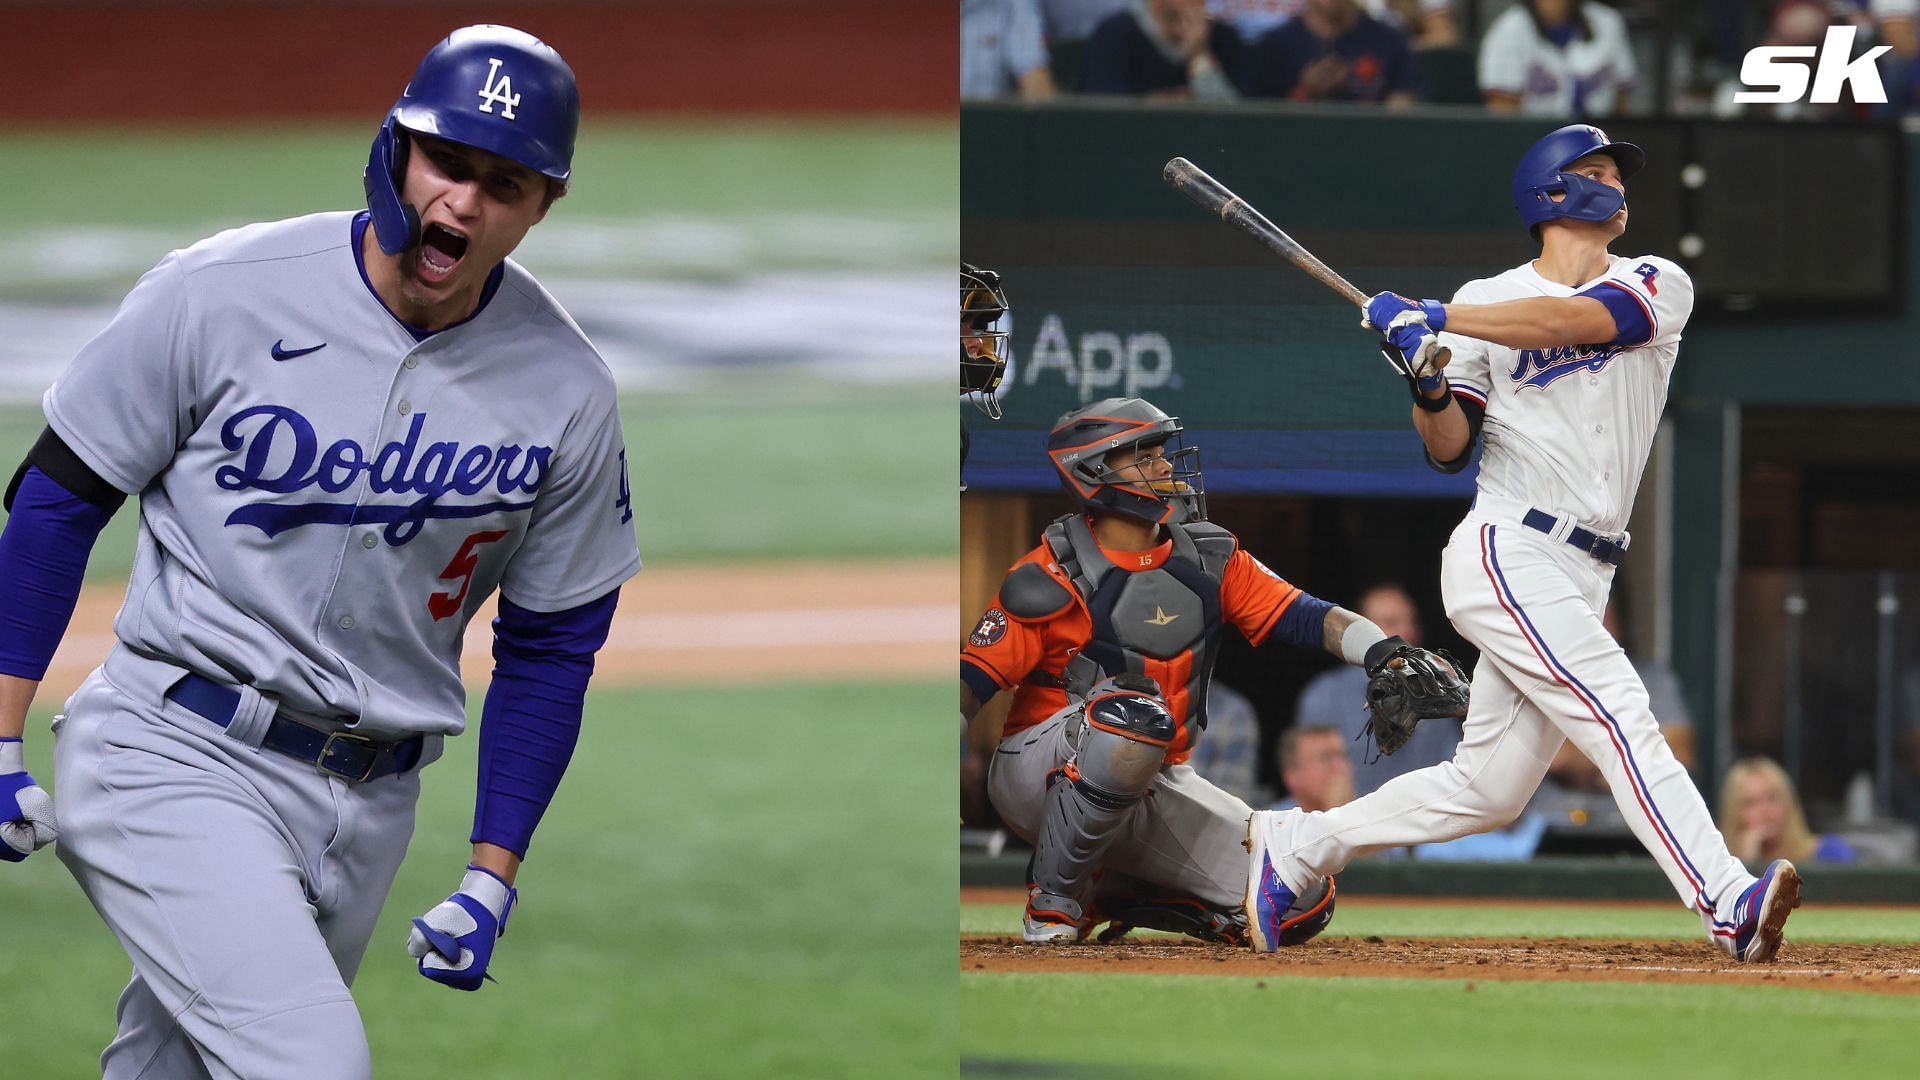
(1511, 124, 1645, 237)
(364, 24, 580, 255)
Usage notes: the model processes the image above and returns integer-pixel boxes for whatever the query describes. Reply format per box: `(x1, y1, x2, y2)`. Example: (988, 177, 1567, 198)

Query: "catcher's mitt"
(1361, 640, 1469, 759)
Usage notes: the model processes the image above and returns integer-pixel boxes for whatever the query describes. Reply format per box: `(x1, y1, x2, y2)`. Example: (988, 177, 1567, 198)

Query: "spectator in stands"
(962, 0, 1059, 100)
(1083, 0, 1245, 100)
(1868, 0, 1919, 117)
(1209, 0, 1456, 47)
(1245, 0, 1420, 106)
(1271, 725, 1355, 812)
(1719, 756, 1859, 866)
(1876, 0, 1918, 60)
(1294, 583, 1461, 795)
(1478, 0, 1639, 116)
(1186, 681, 1269, 806)
(1043, 0, 1132, 40)
(1708, 1, 1847, 120)
(1547, 596, 1695, 791)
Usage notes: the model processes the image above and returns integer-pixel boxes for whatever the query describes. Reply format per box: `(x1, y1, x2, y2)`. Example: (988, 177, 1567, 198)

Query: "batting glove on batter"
(406, 865, 516, 991)
(1361, 291, 1447, 335)
(1379, 323, 1447, 382)
(0, 738, 57, 863)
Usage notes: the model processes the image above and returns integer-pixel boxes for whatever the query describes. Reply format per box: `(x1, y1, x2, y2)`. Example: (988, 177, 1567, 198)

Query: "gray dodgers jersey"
(45, 211, 642, 738)
(1434, 254, 1694, 535)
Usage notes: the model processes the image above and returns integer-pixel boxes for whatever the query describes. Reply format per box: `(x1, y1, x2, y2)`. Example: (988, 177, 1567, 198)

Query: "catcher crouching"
(960, 397, 1469, 950)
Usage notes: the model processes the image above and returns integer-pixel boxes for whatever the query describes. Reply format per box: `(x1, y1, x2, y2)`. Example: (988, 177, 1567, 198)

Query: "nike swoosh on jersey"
(270, 340, 328, 361)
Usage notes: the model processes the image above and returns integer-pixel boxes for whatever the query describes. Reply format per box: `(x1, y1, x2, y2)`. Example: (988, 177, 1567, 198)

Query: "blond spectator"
(1478, 0, 1637, 116)
(1720, 757, 1858, 866)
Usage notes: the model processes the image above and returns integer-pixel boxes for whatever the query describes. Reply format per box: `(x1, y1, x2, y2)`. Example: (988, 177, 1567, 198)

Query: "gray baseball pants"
(986, 703, 1252, 909)
(53, 646, 426, 1080)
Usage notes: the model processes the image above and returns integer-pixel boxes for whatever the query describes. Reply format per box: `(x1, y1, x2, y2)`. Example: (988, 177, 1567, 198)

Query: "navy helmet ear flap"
(363, 116, 421, 256)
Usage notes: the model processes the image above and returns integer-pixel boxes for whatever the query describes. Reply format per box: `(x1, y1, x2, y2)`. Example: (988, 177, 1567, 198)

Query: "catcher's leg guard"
(1025, 686, 1175, 940)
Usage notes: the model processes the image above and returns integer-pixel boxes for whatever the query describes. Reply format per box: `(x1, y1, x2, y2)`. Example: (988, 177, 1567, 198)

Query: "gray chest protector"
(1043, 514, 1235, 739)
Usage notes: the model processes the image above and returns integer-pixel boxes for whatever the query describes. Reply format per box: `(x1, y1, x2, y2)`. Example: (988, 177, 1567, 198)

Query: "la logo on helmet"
(1735, 25, 1890, 104)
(478, 58, 521, 119)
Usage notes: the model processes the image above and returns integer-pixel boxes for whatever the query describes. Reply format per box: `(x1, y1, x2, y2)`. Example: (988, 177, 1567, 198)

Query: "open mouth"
(417, 222, 470, 284)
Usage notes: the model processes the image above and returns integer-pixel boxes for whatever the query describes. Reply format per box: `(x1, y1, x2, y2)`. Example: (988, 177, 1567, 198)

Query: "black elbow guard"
(5, 426, 127, 513)
(1425, 397, 1486, 475)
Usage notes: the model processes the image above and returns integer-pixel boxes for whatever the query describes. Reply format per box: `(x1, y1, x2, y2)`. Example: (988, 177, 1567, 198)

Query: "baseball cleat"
(1244, 812, 1337, 952)
(1022, 888, 1090, 944)
(1721, 859, 1802, 963)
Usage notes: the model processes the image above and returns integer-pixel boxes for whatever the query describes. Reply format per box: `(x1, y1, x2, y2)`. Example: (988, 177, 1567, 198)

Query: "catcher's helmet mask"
(365, 24, 580, 256)
(1048, 398, 1207, 526)
(962, 262, 1010, 419)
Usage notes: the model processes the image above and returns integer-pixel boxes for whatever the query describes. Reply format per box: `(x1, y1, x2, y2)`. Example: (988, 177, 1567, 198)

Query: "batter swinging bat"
(1161, 156, 1449, 366)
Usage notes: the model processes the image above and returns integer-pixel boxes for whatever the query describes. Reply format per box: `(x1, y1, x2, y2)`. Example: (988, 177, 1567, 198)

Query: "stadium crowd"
(962, 0, 1920, 119)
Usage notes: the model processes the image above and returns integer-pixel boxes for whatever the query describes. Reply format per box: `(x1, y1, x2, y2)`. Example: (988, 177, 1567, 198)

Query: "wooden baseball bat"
(1162, 156, 1448, 367)
(1163, 157, 1370, 306)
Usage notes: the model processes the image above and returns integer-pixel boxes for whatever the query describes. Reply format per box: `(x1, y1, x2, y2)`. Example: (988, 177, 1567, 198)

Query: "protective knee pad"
(1027, 684, 1174, 920)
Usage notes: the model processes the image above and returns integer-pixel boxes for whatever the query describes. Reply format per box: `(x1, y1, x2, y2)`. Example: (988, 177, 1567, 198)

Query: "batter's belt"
(164, 672, 424, 783)
(1472, 494, 1629, 566)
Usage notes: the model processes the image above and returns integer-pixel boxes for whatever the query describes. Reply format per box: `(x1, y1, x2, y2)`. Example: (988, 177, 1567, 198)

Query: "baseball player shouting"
(962, 397, 1466, 948)
(0, 25, 638, 1076)
(1247, 124, 1802, 963)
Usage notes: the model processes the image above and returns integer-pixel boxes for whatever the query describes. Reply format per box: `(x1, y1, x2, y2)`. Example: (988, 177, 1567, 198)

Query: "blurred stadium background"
(962, 2, 1920, 1071)
(2, 2, 954, 1076)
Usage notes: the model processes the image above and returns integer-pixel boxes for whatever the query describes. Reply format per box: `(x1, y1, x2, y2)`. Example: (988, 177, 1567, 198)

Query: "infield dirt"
(963, 890, 1920, 996)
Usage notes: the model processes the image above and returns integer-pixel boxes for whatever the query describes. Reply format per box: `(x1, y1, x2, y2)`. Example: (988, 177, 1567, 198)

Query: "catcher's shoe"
(1022, 889, 1091, 944)
(1715, 859, 1802, 963)
(1244, 812, 1337, 952)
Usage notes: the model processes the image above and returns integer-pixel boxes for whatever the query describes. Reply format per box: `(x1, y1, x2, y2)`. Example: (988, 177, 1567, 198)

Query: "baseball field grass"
(10, 679, 954, 1078)
(963, 973, 1920, 1079)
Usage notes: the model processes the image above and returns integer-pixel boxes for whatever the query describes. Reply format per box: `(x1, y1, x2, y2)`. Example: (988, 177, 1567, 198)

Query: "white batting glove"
(405, 865, 516, 991)
(0, 738, 58, 862)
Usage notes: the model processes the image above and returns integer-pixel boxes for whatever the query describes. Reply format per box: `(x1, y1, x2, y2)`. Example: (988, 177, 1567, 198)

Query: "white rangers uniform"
(1258, 253, 1763, 946)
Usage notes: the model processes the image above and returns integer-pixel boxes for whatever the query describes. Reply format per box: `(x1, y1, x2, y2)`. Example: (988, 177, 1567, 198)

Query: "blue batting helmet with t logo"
(1511, 124, 1645, 238)
(363, 24, 580, 255)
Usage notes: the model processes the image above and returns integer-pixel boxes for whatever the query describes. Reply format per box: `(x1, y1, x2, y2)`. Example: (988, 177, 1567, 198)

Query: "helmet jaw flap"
(364, 117, 423, 255)
(1512, 124, 1645, 237)
(1048, 398, 1207, 526)
(962, 262, 1009, 419)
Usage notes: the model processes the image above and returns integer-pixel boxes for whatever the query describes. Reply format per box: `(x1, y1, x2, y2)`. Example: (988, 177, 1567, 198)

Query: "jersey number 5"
(429, 529, 509, 621)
